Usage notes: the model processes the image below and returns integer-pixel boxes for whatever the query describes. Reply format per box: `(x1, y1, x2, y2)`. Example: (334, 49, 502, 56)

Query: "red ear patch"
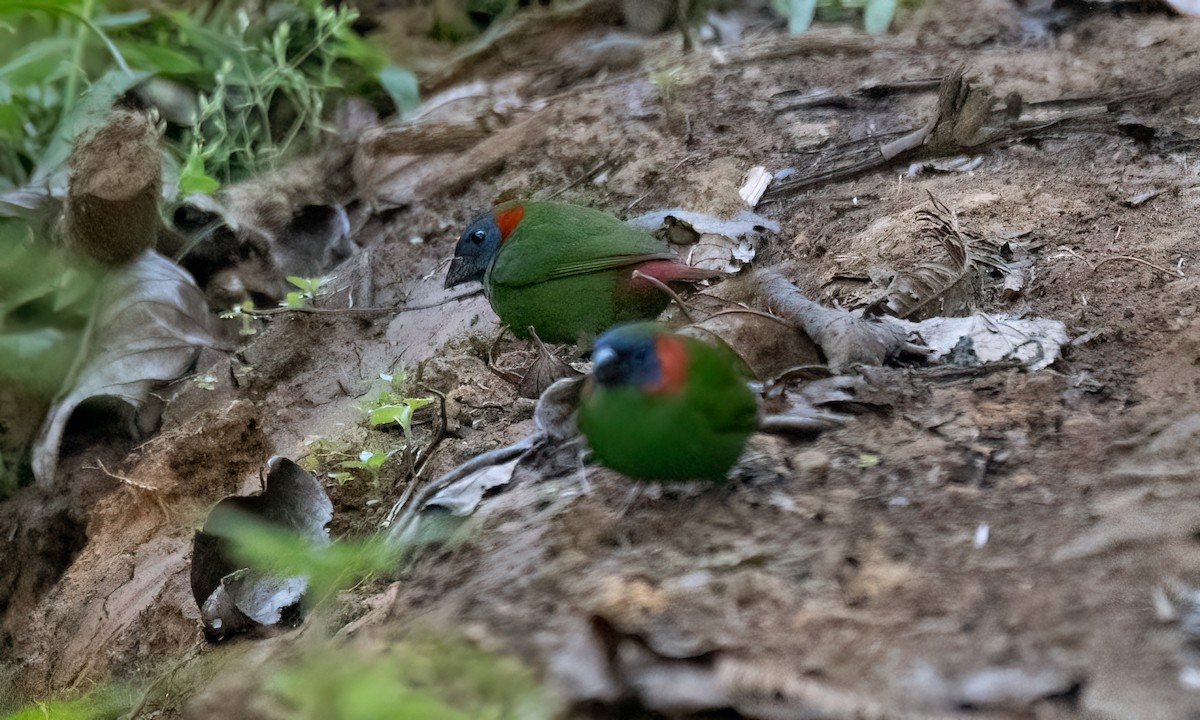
(494, 204, 525, 242)
(649, 335, 689, 395)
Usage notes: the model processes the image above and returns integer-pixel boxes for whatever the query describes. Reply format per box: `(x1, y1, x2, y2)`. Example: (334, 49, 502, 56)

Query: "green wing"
(489, 201, 671, 287)
(685, 339, 759, 436)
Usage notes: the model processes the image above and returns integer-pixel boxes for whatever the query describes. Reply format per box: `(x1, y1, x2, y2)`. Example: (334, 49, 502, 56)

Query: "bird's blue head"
(444, 203, 525, 289)
(591, 323, 688, 394)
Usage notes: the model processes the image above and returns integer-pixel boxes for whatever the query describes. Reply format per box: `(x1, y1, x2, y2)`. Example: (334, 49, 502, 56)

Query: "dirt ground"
(7, 1, 1200, 717)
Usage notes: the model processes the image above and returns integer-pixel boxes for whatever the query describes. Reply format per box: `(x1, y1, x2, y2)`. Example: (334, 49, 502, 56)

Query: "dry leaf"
(915, 314, 1068, 371)
(884, 195, 1008, 320)
(190, 458, 333, 641)
(627, 209, 777, 273)
(32, 250, 214, 484)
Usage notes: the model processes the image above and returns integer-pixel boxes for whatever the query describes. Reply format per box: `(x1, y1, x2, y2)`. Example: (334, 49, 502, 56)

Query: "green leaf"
(787, 0, 817, 32)
(287, 276, 324, 292)
(369, 404, 411, 428)
(116, 41, 204, 76)
(219, 514, 400, 598)
(93, 9, 152, 28)
(377, 65, 419, 118)
(856, 452, 881, 468)
(0, 327, 67, 359)
(178, 148, 219, 196)
(0, 37, 74, 85)
(863, 0, 896, 34)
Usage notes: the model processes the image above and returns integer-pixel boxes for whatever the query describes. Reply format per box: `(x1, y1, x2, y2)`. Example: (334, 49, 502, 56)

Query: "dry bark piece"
(63, 104, 162, 265)
(191, 457, 333, 641)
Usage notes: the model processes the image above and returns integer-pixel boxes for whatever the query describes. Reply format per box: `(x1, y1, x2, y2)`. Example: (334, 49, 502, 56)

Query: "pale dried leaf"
(915, 314, 1067, 371)
(32, 250, 213, 484)
(627, 208, 777, 273)
(1165, 0, 1200, 16)
(424, 457, 523, 516)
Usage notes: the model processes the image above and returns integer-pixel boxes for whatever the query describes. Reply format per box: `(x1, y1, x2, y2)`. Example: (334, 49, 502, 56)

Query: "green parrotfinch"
(577, 322, 757, 482)
(444, 201, 716, 344)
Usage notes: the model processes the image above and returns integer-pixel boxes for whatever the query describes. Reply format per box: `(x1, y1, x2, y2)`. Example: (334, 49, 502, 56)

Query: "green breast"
(486, 269, 669, 343)
(483, 202, 674, 343)
(577, 339, 758, 482)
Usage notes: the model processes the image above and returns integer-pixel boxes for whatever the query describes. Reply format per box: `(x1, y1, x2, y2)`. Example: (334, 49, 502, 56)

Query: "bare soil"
(6, 2, 1200, 718)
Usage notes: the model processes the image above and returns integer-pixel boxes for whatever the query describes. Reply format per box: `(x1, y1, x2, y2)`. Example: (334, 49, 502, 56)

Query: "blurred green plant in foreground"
(0, 0, 418, 195)
(0, 684, 137, 720)
(774, 0, 927, 35)
(267, 635, 556, 720)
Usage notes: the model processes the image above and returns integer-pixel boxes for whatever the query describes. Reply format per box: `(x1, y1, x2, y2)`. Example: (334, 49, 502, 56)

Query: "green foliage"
(218, 299, 257, 336)
(283, 275, 325, 309)
(267, 635, 555, 720)
(211, 510, 400, 600)
(363, 372, 432, 449)
(773, 0, 916, 34)
(1, 684, 136, 720)
(334, 448, 394, 486)
(302, 437, 396, 486)
(0, 219, 98, 395)
(0, 0, 416, 193)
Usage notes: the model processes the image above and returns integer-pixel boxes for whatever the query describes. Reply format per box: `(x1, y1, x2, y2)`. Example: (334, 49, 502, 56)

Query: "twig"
(1093, 255, 1183, 278)
(541, 156, 612, 200)
(631, 270, 694, 323)
(1057, 246, 1095, 271)
(413, 387, 448, 477)
(485, 328, 523, 383)
(245, 289, 482, 317)
(702, 307, 795, 326)
(85, 459, 171, 523)
(118, 641, 205, 720)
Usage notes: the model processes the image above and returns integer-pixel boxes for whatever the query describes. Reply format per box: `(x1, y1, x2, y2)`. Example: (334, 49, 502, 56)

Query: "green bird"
(577, 322, 758, 482)
(443, 200, 716, 344)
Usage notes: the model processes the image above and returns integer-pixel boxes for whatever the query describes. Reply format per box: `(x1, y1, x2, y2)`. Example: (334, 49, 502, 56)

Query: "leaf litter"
(9, 5, 1200, 719)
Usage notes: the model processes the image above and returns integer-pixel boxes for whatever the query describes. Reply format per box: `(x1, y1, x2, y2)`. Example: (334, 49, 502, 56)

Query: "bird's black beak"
(444, 255, 480, 289)
(591, 346, 620, 385)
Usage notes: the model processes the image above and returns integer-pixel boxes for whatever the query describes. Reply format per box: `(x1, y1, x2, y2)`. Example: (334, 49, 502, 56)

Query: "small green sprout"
(219, 300, 258, 336)
(192, 373, 217, 390)
(856, 452, 881, 468)
(283, 276, 326, 309)
(336, 449, 394, 486)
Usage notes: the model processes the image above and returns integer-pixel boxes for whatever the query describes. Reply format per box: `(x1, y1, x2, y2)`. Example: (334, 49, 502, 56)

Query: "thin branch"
(631, 270, 695, 323)
(245, 288, 482, 317)
(1092, 255, 1183, 278)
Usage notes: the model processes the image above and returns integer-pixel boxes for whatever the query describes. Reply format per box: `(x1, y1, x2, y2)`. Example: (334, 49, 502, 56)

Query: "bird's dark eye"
(473, 230, 486, 242)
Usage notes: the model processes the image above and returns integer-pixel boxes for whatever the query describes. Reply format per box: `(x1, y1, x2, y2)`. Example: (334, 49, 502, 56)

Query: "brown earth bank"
(6, 1, 1200, 718)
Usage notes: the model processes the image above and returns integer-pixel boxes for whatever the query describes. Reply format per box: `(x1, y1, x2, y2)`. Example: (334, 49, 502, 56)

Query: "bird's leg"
(677, 0, 696, 52)
(631, 269, 696, 324)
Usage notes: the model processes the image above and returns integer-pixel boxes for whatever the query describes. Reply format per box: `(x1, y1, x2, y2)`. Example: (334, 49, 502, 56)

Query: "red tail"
(631, 259, 723, 285)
